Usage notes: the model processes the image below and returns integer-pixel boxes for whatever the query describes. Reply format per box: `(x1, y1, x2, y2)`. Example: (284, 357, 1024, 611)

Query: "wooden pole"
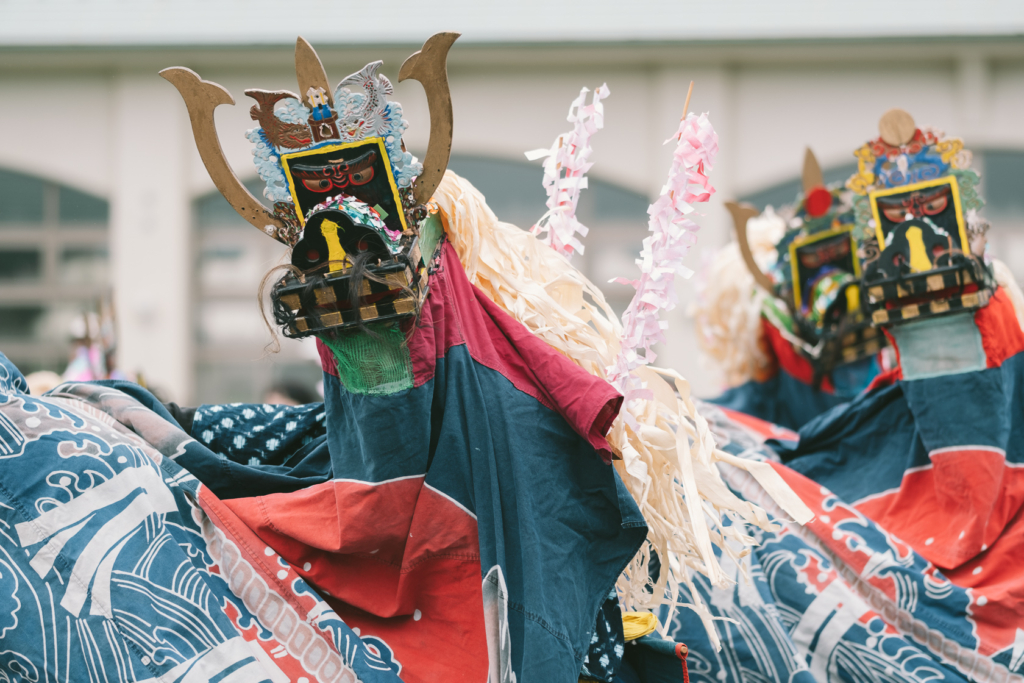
(681, 80, 694, 120)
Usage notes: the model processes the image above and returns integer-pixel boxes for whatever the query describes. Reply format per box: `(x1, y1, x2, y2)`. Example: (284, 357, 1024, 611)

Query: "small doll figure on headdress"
(306, 86, 331, 122)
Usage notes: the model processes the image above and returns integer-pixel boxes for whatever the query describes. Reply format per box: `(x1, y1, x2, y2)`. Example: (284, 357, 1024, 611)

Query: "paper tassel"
(604, 111, 809, 647)
(689, 207, 785, 388)
(524, 84, 609, 259)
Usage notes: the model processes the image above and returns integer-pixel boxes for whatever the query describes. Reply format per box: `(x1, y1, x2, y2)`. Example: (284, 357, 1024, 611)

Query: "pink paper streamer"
(525, 84, 609, 259)
(607, 112, 719, 413)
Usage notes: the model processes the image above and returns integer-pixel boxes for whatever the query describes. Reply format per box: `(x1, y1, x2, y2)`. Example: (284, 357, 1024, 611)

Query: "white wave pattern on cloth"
(197, 503, 359, 682)
(482, 564, 517, 683)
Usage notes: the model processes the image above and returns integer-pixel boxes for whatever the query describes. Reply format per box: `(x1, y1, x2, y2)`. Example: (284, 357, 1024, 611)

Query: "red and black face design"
(872, 180, 964, 252)
(291, 149, 377, 194)
(797, 233, 852, 271)
(877, 185, 950, 226)
(790, 229, 859, 312)
(282, 140, 407, 237)
(863, 218, 958, 284)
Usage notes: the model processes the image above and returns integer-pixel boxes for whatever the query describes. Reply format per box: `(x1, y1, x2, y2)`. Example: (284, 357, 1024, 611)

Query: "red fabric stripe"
(854, 447, 1024, 571)
(223, 477, 488, 683)
(974, 286, 1024, 369)
(761, 317, 835, 393)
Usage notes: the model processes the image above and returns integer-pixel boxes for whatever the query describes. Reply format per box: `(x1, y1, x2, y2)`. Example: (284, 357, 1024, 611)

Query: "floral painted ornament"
(163, 33, 456, 249)
(164, 33, 455, 338)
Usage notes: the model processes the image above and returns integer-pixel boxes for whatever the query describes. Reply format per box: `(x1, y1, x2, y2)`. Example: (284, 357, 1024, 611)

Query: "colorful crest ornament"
(162, 34, 459, 336)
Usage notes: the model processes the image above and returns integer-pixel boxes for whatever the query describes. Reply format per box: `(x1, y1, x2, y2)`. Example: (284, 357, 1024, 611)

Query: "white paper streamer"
(608, 112, 718, 395)
(602, 112, 809, 647)
(525, 84, 609, 259)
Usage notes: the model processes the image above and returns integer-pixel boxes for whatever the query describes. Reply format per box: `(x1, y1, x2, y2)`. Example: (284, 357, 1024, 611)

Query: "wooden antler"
(399, 32, 460, 206)
(802, 147, 824, 194)
(295, 36, 334, 108)
(725, 201, 775, 293)
(160, 67, 287, 242)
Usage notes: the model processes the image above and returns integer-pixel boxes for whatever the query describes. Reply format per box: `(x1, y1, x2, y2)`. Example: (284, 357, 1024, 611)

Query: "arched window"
(982, 150, 1024, 217)
(979, 150, 1024, 283)
(0, 168, 109, 373)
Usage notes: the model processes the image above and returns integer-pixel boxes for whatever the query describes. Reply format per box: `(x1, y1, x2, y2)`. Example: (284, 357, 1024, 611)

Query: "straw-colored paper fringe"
(993, 259, 1024, 331)
(432, 170, 812, 650)
(689, 243, 772, 387)
(690, 206, 784, 388)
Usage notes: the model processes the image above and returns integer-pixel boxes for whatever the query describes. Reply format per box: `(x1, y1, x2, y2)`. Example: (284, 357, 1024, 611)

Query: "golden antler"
(295, 37, 333, 108)
(160, 67, 287, 243)
(802, 147, 824, 194)
(399, 32, 460, 206)
(725, 201, 775, 293)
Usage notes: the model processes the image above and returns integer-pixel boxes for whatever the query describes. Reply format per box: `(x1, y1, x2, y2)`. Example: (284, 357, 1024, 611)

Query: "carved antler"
(725, 201, 775, 293)
(802, 147, 824, 194)
(399, 32, 460, 206)
(160, 67, 288, 243)
(295, 36, 333, 108)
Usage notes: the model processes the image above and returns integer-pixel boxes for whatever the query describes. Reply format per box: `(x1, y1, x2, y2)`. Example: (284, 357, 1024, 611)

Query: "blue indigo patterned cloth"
(581, 589, 626, 681)
(656, 356, 1024, 682)
(193, 401, 326, 465)
(0, 351, 402, 683)
(156, 399, 334, 500)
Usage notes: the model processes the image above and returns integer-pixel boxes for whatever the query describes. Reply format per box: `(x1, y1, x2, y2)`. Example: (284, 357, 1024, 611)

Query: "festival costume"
(667, 110, 1024, 682)
(0, 35, 820, 682)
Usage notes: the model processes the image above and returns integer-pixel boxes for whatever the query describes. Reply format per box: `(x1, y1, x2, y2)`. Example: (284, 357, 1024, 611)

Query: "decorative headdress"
(162, 34, 459, 337)
(845, 109, 993, 326)
(726, 148, 883, 384)
(720, 109, 1000, 390)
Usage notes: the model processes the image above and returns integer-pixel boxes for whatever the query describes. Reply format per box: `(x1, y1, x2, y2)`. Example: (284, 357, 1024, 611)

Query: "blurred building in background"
(0, 1, 1022, 403)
